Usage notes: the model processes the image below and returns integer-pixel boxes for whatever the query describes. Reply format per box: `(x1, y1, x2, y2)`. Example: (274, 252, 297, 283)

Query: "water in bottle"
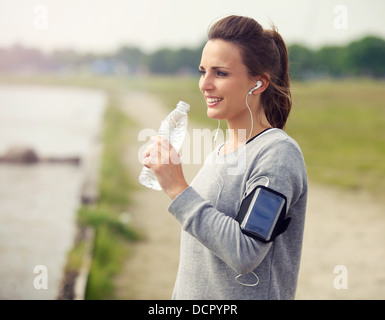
(139, 101, 190, 190)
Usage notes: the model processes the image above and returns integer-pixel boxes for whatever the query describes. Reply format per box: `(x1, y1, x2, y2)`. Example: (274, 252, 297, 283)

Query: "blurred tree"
(149, 48, 178, 74)
(148, 46, 202, 74)
(288, 44, 315, 79)
(114, 46, 147, 69)
(314, 46, 349, 77)
(174, 47, 201, 73)
(1, 36, 384, 78)
(345, 36, 385, 78)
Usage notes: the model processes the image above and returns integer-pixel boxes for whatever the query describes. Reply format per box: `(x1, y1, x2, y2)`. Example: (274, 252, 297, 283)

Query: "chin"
(207, 109, 223, 120)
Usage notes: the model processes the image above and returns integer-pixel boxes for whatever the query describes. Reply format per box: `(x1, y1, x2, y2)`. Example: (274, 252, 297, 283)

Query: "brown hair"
(208, 15, 292, 129)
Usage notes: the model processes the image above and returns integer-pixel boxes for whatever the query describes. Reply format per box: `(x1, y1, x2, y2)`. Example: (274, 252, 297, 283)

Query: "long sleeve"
(169, 186, 272, 275)
(168, 136, 306, 274)
(168, 129, 308, 300)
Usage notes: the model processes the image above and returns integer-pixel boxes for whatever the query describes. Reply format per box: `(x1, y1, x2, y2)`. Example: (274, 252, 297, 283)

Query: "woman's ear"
(251, 74, 270, 95)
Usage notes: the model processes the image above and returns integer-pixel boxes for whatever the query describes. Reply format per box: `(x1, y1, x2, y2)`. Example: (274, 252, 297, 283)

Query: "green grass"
(286, 79, 385, 194)
(56, 89, 141, 300)
(78, 95, 141, 300)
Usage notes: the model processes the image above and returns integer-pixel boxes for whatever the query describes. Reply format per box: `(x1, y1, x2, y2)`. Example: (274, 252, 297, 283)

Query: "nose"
(199, 73, 214, 93)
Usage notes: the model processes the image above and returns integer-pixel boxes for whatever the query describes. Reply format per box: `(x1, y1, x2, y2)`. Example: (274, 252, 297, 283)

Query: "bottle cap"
(176, 101, 190, 113)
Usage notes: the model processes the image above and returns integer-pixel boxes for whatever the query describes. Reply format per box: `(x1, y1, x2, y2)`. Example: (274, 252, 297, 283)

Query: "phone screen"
(241, 187, 286, 241)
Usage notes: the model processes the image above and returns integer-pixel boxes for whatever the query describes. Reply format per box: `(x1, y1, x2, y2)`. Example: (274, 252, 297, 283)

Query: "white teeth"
(207, 97, 223, 103)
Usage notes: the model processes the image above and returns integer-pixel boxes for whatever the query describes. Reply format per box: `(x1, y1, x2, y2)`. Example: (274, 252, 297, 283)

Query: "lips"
(205, 96, 223, 106)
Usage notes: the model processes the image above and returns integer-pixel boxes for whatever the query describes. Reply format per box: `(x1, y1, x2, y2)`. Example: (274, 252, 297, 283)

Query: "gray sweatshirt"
(168, 128, 308, 300)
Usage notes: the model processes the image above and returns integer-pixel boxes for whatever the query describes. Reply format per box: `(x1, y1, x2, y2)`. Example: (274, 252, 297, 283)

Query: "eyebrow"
(199, 65, 231, 70)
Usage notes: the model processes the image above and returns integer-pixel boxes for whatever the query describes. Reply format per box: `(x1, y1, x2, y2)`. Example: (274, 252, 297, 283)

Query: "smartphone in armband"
(236, 185, 291, 243)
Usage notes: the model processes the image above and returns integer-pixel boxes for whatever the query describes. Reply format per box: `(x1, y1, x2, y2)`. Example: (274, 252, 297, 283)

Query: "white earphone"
(248, 80, 263, 95)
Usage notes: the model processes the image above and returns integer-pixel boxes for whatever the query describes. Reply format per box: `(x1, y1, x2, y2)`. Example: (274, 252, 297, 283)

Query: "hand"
(142, 136, 189, 200)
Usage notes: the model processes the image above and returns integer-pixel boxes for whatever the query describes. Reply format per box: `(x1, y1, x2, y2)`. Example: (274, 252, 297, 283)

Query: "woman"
(143, 15, 308, 300)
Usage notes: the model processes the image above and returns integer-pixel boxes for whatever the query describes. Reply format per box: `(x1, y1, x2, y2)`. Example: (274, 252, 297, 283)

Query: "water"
(0, 85, 106, 158)
(0, 85, 107, 299)
(139, 102, 189, 191)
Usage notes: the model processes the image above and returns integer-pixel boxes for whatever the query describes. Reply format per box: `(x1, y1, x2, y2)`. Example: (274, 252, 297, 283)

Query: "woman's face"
(199, 39, 257, 122)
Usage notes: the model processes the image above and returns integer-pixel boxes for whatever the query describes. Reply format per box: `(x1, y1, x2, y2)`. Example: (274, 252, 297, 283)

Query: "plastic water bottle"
(139, 101, 190, 190)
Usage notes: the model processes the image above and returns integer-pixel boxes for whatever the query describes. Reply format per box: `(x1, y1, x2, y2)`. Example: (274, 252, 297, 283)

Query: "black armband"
(236, 185, 291, 243)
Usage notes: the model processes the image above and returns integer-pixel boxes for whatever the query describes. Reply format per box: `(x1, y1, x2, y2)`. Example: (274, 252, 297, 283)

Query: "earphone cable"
(245, 93, 254, 142)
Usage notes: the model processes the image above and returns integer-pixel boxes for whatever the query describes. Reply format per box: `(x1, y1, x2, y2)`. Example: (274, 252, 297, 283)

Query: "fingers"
(142, 136, 180, 167)
(140, 136, 187, 199)
(142, 155, 154, 168)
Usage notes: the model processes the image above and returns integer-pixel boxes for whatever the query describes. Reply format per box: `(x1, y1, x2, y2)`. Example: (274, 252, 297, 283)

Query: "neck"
(226, 109, 271, 145)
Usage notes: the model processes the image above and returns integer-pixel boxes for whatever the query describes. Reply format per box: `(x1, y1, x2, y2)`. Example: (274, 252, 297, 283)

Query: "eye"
(198, 69, 206, 76)
(217, 70, 228, 77)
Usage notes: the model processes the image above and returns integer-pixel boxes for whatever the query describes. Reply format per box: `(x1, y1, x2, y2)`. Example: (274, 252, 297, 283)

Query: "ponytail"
(261, 27, 292, 129)
(208, 16, 292, 129)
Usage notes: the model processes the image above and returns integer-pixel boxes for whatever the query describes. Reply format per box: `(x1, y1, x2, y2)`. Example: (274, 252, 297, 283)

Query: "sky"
(0, 0, 384, 54)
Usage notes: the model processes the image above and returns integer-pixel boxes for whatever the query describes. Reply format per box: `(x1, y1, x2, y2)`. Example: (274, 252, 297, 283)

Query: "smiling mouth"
(206, 97, 223, 104)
